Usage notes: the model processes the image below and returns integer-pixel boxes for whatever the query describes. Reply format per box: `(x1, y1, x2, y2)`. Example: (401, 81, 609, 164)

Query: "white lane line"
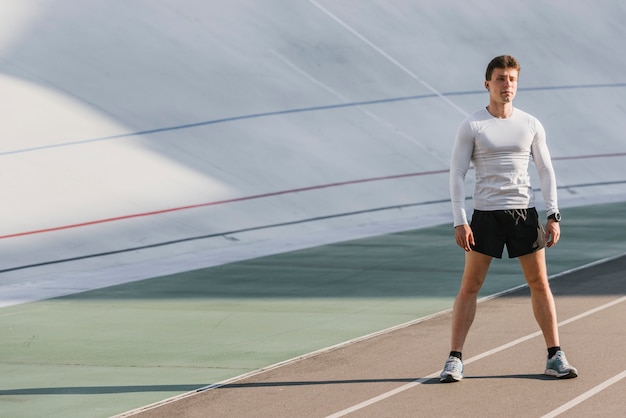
(541, 370, 626, 418)
(325, 295, 626, 418)
(308, 0, 468, 117)
(116, 256, 624, 417)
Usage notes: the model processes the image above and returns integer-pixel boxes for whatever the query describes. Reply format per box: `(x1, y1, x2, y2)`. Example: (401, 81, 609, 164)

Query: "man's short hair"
(485, 55, 521, 81)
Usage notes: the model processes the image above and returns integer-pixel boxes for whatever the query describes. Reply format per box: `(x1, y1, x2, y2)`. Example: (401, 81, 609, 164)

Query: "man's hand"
(455, 224, 475, 252)
(545, 219, 560, 247)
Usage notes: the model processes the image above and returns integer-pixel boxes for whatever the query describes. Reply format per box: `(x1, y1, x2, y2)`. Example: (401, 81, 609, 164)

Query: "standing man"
(440, 55, 578, 383)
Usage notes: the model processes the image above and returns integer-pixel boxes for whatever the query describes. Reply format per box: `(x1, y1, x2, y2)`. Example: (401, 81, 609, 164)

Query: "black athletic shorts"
(470, 208, 546, 258)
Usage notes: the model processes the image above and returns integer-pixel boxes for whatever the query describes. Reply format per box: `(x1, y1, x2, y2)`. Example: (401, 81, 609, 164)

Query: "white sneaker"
(440, 356, 464, 383)
(545, 350, 578, 379)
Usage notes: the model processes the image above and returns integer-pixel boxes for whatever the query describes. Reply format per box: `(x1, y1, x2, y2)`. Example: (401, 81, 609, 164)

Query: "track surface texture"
(126, 255, 626, 418)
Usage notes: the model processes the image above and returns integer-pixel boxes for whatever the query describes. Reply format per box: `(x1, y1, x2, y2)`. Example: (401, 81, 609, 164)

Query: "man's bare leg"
(518, 249, 578, 378)
(450, 251, 493, 352)
(518, 249, 559, 347)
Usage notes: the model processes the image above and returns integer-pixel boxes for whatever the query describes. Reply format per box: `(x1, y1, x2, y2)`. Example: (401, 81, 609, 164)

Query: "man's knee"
(526, 275, 551, 293)
(459, 275, 485, 295)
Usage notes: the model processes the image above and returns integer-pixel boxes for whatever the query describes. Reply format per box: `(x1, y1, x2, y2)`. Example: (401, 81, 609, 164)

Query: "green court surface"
(1, 201, 624, 417)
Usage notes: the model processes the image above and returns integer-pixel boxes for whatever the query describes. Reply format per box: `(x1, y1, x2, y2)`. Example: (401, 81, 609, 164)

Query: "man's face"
(485, 67, 518, 104)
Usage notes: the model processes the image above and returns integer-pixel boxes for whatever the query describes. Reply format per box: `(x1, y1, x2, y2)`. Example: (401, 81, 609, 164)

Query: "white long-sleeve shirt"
(449, 107, 558, 226)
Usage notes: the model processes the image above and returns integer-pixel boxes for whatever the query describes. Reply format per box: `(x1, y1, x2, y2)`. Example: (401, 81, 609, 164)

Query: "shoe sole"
(440, 374, 463, 383)
(544, 369, 578, 379)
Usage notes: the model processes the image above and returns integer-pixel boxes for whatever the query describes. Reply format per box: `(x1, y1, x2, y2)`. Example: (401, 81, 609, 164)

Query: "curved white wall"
(1, 0, 625, 301)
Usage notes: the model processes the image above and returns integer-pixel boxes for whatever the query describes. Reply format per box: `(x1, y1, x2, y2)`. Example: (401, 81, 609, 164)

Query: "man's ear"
(484, 80, 489, 90)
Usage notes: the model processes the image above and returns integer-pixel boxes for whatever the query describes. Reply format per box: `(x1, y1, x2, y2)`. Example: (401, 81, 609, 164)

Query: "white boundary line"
(325, 295, 626, 418)
(541, 370, 626, 418)
(269, 49, 446, 159)
(114, 307, 456, 417)
(116, 254, 625, 417)
(307, 0, 468, 117)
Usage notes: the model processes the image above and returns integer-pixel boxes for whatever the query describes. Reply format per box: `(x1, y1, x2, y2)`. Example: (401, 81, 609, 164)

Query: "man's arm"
(449, 120, 474, 227)
(450, 119, 475, 251)
(531, 118, 560, 247)
(531, 119, 558, 217)
(455, 224, 475, 252)
(545, 218, 560, 247)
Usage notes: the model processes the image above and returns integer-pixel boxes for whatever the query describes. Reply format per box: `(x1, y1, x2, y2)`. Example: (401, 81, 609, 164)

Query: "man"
(440, 55, 578, 383)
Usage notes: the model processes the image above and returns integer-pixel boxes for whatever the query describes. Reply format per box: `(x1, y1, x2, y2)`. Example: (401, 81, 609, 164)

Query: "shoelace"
(551, 353, 571, 369)
(445, 358, 461, 372)
(559, 357, 571, 368)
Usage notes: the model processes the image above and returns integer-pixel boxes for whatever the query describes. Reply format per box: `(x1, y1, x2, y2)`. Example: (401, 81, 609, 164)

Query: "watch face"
(555, 212, 561, 221)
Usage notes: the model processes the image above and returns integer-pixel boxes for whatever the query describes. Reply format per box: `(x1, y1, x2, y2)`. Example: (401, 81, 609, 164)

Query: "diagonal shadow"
(0, 374, 557, 396)
(217, 377, 424, 389)
(465, 374, 554, 381)
(419, 373, 553, 384)
(0, 384, 206, 396)
(0, 379, 425, 397)
(217, 374, 553, 389)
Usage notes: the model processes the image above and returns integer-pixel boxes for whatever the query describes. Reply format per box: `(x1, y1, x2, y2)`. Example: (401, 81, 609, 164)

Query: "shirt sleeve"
(449, 118, 474, 226)
(530, 118, 559, 216)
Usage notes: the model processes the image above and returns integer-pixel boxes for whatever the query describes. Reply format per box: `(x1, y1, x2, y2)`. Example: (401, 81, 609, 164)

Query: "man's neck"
(486, 103, 514, 118)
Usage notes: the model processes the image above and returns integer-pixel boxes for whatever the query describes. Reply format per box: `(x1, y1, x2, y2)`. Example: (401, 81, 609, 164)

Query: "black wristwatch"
(548, 212, 561, 222)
